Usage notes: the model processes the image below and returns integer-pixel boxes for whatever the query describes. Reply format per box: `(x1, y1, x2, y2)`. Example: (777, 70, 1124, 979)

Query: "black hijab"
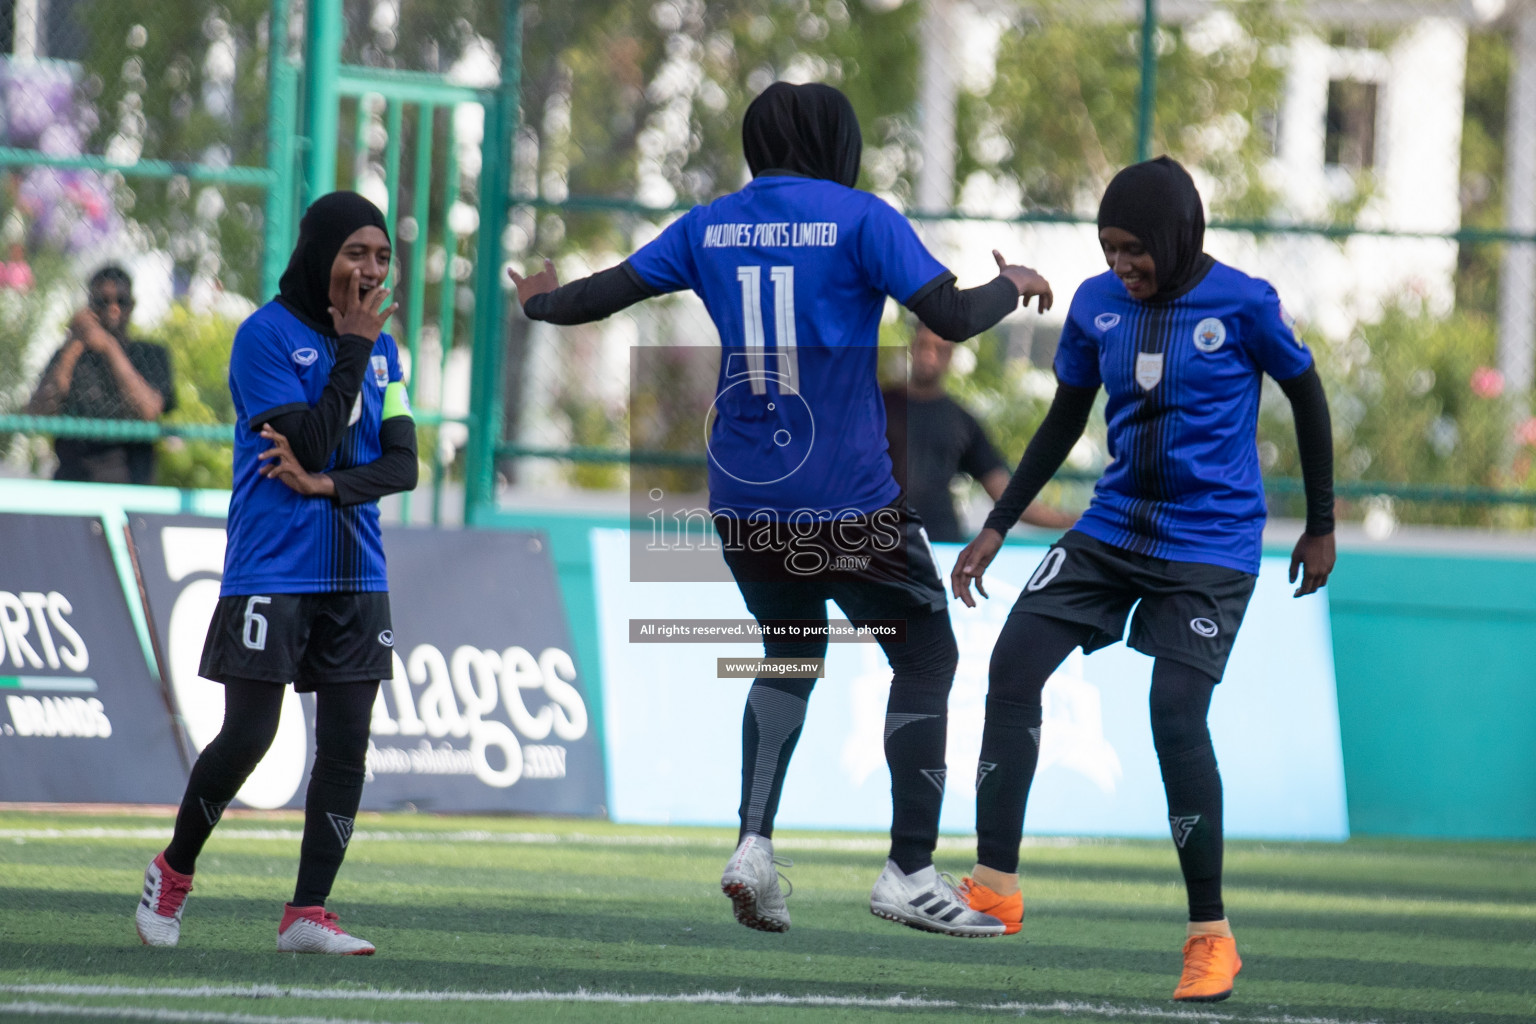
(277, 191, 390, 335)
(1096, 156, 1213, 303)
(742, 82, 862, 188)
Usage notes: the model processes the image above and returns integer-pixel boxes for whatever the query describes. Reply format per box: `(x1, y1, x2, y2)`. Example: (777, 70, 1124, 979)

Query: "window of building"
(1325, 78, 1378, 170)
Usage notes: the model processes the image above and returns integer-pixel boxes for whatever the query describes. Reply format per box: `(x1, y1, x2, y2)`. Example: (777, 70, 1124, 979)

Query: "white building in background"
(1248, 13, 1469, 339)
(918, 0, 1505, 349)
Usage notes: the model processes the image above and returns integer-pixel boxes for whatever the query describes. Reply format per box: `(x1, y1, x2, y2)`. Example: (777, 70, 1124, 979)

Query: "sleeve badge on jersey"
(1279, 300, 1299, 337)
(371, 354, 389, 387)
(292, 347, 318, 366)
(1094, 312, 1120, 331)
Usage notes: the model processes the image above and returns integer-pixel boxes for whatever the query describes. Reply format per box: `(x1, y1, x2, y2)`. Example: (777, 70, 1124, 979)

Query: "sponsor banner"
(592, 529, 1348, 840)
(129, 515, 604, 815)
(0, 513, 186, 802)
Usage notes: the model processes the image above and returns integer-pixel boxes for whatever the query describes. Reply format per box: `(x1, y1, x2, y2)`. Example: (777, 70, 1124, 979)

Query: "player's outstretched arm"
(1276, 365, 1336, 597)
(508, 258, 559, 305)
(906, 251, 1052, 344)
(510, 260, 657, 326)
(993, 250, 1053, 313)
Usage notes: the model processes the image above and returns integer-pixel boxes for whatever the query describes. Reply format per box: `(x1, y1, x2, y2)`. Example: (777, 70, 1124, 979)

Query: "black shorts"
(1009, 531, 1257, 679)
(200, 592, 394, 690)
(716, 499, 948, 621)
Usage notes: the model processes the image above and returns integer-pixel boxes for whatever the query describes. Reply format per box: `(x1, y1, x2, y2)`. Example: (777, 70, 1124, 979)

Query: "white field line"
(0, 827, 1098, 853)
(0, 985, 1401, 1024)
(0, 1002, 417, 1024)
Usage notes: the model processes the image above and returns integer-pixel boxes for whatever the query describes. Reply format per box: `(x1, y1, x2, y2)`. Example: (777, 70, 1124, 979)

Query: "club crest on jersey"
(1094, 312, 1121, 331)
(1135, 351, 1164, 390)
(292, 347, 318, 366)
(371, 354, 389, 387)
(1193, 317, 1227, 353)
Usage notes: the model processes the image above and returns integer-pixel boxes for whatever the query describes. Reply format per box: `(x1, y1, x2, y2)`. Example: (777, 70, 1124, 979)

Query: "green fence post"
(303, 0, 343, 203)
(398, 103, 435, 525)
(1136, 0, 1158, 162)
(433, 126, 461, 526)
(463, 0, 523, 524)
(383, 99, 405, 241)
(262, 0, 299, 299)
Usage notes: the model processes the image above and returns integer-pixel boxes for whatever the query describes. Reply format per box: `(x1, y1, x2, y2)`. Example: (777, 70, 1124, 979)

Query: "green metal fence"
(0, 0, 517, 525)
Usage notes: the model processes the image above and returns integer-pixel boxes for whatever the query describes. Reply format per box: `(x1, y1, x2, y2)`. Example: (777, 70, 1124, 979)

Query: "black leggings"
(164, 677, 378, 907)
(737, 598, 957, 873)
(976, 611, 1227, 920)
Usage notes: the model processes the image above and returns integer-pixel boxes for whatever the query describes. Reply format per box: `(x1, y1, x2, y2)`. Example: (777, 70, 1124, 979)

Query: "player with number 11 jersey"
(511, 81, 1054, 938)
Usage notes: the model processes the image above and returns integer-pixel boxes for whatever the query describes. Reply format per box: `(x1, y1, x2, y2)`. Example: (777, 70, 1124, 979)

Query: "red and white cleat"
(277, 903, 376, 955)
(135, 851, 193, 947)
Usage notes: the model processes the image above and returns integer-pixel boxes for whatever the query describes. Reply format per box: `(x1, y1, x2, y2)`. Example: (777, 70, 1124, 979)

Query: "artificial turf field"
(0, 809, 1530, 1024)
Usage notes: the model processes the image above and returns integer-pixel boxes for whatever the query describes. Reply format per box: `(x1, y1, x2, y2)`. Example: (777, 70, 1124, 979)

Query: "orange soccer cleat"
(1172, 933, 1242, 1002)
(957, 876, 1023, 935)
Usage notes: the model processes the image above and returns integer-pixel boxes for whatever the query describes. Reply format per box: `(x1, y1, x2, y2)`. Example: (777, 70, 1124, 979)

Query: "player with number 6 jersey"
(949, 158, 1337, 1002)
(135, 192, 417, 956)
(511, 81, 1053, 937)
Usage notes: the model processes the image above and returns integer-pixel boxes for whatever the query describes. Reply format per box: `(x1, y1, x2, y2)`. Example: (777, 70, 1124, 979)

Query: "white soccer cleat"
(720, 833, 792, 932)
(135, 851, 193, 947)
(869, 858, 1006, 937)
(277, 904, 376, 955)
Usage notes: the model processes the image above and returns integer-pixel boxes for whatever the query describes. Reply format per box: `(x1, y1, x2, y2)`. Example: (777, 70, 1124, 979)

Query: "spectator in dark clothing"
(884, 324, 1075, 542)
(27, 265, 175, 484)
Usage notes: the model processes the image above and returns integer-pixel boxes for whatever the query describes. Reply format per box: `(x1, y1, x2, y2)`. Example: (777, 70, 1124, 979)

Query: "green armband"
(383, 380, 413, 420)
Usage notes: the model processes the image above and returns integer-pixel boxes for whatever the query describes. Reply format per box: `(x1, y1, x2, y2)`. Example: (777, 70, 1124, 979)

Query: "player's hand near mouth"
(328, 268, 396, 340)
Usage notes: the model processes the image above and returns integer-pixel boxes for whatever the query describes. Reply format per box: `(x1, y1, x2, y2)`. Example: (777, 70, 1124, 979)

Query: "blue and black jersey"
(221, 301, 403, 595)
(627, 175, 948, 517)
(1056, 262, 1313, 574)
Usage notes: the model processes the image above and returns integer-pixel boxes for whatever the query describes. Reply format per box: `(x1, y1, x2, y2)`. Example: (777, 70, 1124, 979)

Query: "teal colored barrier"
(1327, 549, 1536, 839)
(4, 480, 1532, 838)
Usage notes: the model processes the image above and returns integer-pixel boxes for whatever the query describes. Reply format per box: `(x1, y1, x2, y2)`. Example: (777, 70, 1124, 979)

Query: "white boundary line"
(0, 984, 1399, 1023)
(0, 1002, 415, 1024)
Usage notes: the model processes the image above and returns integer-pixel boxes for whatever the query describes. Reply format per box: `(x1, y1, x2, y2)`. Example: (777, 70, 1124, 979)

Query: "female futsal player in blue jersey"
(510, 82, 1052, 937)
(949, 157, 1336, 1001)
(135, 192, 416, 955)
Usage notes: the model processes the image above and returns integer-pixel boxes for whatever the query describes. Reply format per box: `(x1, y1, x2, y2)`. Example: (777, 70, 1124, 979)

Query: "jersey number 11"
(737, 265, 800, 395)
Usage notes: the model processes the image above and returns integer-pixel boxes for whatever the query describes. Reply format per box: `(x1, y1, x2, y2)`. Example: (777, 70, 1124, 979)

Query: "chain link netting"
(3, 0, 1536, 533)
(502, 0, 1536, 533)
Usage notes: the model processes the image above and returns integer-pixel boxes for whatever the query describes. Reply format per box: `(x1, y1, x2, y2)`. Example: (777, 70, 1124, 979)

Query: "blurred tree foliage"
(155, 304, 240, 489)
(1259, 305, 1516, 526)
(968, 1, 1289, 217)
(80, 0, 270, 297)
(1456, 29, 1511, 317)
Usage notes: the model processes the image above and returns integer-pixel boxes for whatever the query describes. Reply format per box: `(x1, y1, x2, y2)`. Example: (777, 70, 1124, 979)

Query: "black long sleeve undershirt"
(1276, 365, 1335, 536)
(983, 368, 1336, 539)
(328, 416, 419, 506)
(523, 263, 656, 324)
(983, 384, 1099, 536)
(521, 263, 1022, 344)
(249, 333, 374, 472)
(904, 273, 1021, 342)
(262, 412, 418, 506)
